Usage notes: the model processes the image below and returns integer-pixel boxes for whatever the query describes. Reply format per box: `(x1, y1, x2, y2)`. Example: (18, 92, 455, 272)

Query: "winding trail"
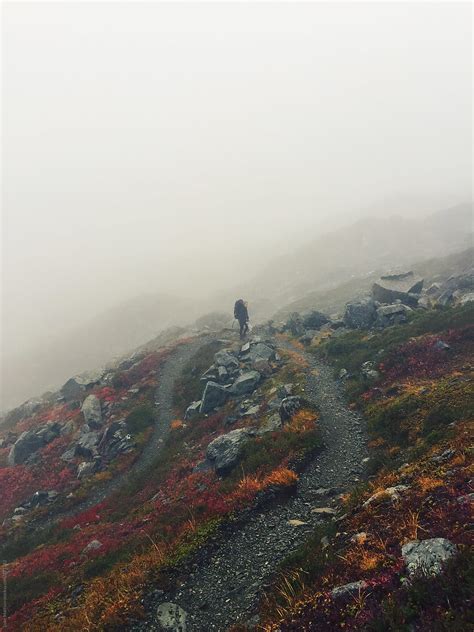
(135, 339, 368, 631)
(19, 334, 216, 534)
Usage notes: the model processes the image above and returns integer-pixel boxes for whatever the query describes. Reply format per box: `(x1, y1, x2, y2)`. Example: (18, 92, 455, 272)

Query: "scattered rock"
(402, 538, 457, 577)
(431, 448, 455, 464)
(339, 368, 349, 380)
(351, 532, 368, 545)
(375, 303, 412, 328)
(206, 428, 252, 475)
(372, 271, 423, 306)
(288, 519, 307, 527)
(301, 310, 330, 330)
(343, 297, 376, 329)
(156, 602, 188, 631)
(81, 395, 102, 427)
(184, 401, 201, 420)
(312, 507, 337, 516)
(8, 431, 44, 465)
(230, 371, 261, 396)
(363, 485, 409, 507)
(257, 413, 282, 435)
(82, 539, 103, 554)
(214, 350, 239, 370)
(279, 396, 305, 422)
(200, 381, 229, 414)
(75, 430, 100, 459)
(331, 580, 369, 599)
(77, 461, 96, 479)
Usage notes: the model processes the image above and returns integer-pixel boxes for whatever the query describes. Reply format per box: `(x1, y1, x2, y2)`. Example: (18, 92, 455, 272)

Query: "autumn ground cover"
(0, 339, 320, 631)
(257, 304, 473, 631)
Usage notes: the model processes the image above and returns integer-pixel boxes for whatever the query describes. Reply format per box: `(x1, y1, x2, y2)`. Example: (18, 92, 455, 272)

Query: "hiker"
(234, 299, 249, 339)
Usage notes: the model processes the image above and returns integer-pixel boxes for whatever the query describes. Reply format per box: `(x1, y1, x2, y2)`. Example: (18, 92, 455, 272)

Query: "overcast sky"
(2, 1, 472, 362)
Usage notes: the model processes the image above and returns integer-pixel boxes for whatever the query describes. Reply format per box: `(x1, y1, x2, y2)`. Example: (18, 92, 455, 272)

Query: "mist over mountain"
(3, 202, 472, 411)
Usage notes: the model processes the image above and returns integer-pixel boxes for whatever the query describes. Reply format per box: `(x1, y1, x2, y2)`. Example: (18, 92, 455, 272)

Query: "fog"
(2, 2, 472, 409)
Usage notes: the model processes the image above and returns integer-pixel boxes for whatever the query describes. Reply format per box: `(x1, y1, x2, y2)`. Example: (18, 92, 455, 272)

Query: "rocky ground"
(27, 334, 218, 532)
(133, 338, 368, 632)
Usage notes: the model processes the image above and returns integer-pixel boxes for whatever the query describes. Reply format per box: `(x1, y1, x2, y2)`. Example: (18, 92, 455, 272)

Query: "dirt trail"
(20, 335, 216, 534)
(135, 339, 368, 632)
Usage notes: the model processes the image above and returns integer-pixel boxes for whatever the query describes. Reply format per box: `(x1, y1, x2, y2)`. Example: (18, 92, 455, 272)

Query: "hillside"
(0, 264, 472, 631)
(3, 204, 472, 413)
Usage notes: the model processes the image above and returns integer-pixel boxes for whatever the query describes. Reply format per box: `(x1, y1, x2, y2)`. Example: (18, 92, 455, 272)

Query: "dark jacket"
(234, 300, 249, 322)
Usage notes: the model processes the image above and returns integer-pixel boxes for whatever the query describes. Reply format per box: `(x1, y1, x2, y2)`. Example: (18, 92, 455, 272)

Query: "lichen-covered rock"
(81, 394, 102, 427)
(214, 349, 239, 370)
(363, 485, 409, 507)
(343, 298, 376, 329)
(184, 401, 202, 420)
(156, 602, 188, 631)
(199, 381, 229, 414)
(279, 396, 305, 422)
(402, 538, 457, 577)
(206, 428, 252, 475)
(331, 580, 369, 599)
(8, 430, 44, 465)
(230, 371, 261, 396)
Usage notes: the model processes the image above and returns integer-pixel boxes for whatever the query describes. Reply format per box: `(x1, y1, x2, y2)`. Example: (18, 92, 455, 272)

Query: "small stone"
(288, 519, 307, 526)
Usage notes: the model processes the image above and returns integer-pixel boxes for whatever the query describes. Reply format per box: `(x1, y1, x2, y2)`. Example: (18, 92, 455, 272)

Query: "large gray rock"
(8, 430, 44, 465)
(75, 430, 100, 459)
(279, 396, 305, 422)
(214, 350, 239, 370)
(373, 271, 424, 306)
(61, 368, 105, 400)
(247, 343, 275, 364)
(156, 602, 188, 631)
(199, 381, 229, 414)
(402, 538, 457, 577)
(230, 371, 261, 396)
(206, 428, 252, 474)
(283, 313, 305, 337)
(375, 303, 412, 328)
(81, 395, 102, 427)
(184, 401, 202, 420)
(301, 310, 330, 330)
(77, 461, 96, 479)
(343, 298, 376, 329)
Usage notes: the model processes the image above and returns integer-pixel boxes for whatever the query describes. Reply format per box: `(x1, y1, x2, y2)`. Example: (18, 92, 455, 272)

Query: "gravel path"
(135, 340, 368, 631)
(24, 334, 216, 533)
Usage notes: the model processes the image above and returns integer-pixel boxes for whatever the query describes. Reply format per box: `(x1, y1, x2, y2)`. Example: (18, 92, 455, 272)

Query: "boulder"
(257, 413, 282, 435)
(81, 395, 102, 427)
(36, 421, 61, 444)
(402, 538, 457, 577)
(277, 383, 294, 398)
(214, 350, 239, 370)
(199, 381, 229, 414)
(372, 271, 423, 306)
(156, 602, 188, 632)
(279, 396, 305, 422)
(75, 431, 100, 459)
(29, 491, 50, 507)
(301, 310, 330, 330)
(206, 428, 252, 474)
(230, 371, 261, 396)
(343, 298, 376, 329)
(375, 303, 412, 328)
(184, 401, 202, 420)
(61, 368, 105, 400)
(217, 365, 229, 383)
(252, 358, 272, 375)
(247, 343, 275, 364)
(283, 313, 305, 337)
(77, 461, 96, 479)
(8, 430, 44, 465)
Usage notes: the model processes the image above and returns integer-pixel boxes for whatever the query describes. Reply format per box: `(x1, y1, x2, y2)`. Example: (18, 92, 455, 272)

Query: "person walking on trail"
(234, 299, 249, 339)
